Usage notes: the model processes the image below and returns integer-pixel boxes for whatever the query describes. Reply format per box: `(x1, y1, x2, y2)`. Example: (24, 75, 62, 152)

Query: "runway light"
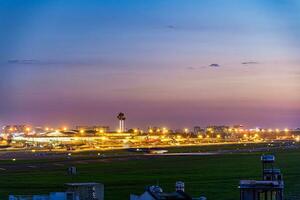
(68, 153, 72, 156)
(12, 158, 16, 161)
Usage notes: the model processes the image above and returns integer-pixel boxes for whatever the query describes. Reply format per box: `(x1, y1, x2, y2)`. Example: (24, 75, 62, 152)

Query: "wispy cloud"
(186, 66, 196, 70)
(166, 25, 176, 29)
(209, 63, 220, 67)
(186, 64, 221, 70)
(241, 61, 259, 65)
(7, 59, 40, 64)
(6, 59, 103, 67)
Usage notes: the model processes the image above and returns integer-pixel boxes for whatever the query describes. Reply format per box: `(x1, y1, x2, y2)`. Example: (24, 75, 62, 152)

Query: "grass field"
(0, 144, 300, 200)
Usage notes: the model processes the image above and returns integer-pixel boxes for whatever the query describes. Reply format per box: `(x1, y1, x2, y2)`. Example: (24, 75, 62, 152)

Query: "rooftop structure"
(130, 182, 206, 200)
(66, 182, 104, 200)
(9, 182, 104, 200)
(9, 192, 79, 200)
(239, 155, 284, 200)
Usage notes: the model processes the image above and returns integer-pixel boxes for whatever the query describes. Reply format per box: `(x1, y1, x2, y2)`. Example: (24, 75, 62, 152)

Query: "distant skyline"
(0, 0, 300, 129)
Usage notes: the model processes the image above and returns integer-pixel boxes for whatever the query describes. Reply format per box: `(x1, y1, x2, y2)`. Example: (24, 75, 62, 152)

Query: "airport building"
(75, 126, 109, 133)
(2, 125, 29, 134)
(9, 182, 104, 200)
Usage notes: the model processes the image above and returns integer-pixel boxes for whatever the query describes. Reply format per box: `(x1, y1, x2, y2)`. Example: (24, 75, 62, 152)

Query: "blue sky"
(0, 0, 299, 129)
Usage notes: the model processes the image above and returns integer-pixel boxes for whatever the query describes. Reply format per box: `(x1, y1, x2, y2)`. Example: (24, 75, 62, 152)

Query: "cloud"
(241, 61, 259, 65)
(209, 63, 220, 67)
(186, 64, 220, 70)
(6, 59, 98, 67)
(166, 25, 176, 29)
(186, 67, 196, 70)
(7, 59, 40, 64)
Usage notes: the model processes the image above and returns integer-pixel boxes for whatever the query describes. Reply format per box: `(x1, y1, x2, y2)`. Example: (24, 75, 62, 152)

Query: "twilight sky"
(0, 0, 300, 129)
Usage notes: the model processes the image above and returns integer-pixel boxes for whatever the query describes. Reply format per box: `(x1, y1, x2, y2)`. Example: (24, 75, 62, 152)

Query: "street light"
(284, 128, 289, 132)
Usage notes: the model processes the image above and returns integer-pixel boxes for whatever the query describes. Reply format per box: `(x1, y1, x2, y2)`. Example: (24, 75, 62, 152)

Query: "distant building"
(75, 126, 109, 133)
(205, 125, 229, 138)
(193, 126, 204, 135)
(33, 127, 45, 134)
(117, 112, 126, 132)
(2, 125, 28, 134)
(239, 155, 284, 200)
(147, 127, 172, 134)
(206, 125, 229, 133)
(9, 182, 104, 200)
(130, 181, 206, 200)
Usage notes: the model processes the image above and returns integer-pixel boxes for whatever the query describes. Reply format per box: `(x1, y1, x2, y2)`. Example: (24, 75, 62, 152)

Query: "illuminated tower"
(117, 112, 126, 132)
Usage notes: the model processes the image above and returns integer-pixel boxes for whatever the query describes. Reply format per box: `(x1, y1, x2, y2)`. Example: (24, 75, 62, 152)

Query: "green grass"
(0, 146, 300, 200)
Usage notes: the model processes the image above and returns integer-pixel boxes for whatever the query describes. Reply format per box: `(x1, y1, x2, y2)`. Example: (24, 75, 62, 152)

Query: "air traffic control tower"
(239, 155, 284, 200)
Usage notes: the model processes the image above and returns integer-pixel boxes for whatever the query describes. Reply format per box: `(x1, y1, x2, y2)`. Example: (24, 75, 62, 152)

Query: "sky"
(0, 0, 300, 129)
